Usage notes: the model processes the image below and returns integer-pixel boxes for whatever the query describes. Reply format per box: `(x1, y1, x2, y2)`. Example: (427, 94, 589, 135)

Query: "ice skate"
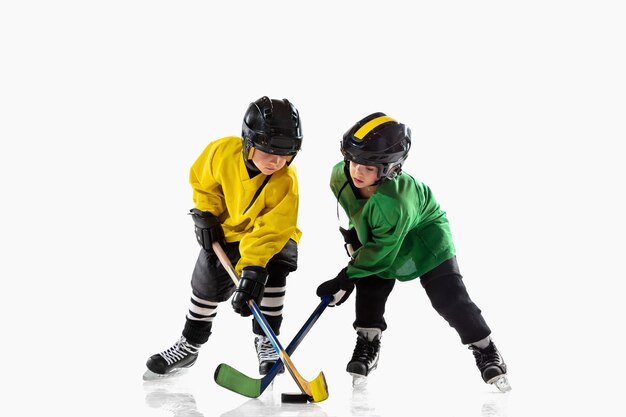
(145, 336, 201, 376)
(346, 328, 381, 387)
(254, 335, 284, 375)
(469, 339, 511, 392)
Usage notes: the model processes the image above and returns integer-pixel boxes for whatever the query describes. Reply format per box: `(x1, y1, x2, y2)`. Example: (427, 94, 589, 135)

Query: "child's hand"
(316, 267, 354, 306)
(231, 266, 268, 316)
(339, 227, 362, 257)
(189, 208, 224, 251)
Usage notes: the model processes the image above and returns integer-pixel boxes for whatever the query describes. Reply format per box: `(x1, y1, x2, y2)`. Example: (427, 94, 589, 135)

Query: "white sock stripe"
(186, 313, 214, 322)
(188, 303, 218, 316)
(259, 310, 282, 316)
(190, 293, 219, 307)
(263, 286, 286, 294)
(260, 296, 284, 309)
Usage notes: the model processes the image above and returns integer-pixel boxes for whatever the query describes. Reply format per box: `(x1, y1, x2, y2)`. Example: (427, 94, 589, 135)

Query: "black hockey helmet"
(341, 112, 411, 181)
(242, 96, 303, 163)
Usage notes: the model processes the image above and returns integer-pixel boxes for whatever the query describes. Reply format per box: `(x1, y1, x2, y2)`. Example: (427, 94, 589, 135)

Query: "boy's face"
(349, 161, 378, 188)
(251, 148, 291, 175)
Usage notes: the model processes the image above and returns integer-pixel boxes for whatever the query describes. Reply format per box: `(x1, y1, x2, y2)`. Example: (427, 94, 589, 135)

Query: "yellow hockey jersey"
(189, 136, 302, 273)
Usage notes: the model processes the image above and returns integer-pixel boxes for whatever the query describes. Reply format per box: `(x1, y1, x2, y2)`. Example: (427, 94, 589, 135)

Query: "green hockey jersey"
(331, 161, 456, 281)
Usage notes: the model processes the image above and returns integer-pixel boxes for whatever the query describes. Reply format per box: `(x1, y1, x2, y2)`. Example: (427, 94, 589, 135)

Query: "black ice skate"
(469, 339, 511, 392)
(346, 328, 381, 387)
(254, 335, 284, 375)
(146, 336, 201, 375)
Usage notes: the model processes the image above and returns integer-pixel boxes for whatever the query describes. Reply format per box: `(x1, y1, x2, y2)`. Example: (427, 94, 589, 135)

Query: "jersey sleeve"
(189, 143, 226, 216)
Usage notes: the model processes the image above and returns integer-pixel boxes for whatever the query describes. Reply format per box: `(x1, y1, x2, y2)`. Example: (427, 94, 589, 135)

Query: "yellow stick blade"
(309, 372, 329, 402)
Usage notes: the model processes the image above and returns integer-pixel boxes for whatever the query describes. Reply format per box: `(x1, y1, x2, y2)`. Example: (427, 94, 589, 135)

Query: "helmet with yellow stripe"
(341, 112, 411, 182)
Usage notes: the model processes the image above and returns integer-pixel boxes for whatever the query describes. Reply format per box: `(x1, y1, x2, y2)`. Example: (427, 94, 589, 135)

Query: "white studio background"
(1, 1, 624, 416)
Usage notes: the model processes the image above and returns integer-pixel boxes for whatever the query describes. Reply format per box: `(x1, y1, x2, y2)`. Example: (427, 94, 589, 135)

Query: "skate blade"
(142, 368, 188, 381)
(488, 375, 512, 393)
(349, 373, 368, 388)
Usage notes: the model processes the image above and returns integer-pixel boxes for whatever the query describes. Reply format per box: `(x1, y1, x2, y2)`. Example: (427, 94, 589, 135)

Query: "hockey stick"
(214, 295, 331, 398)
(211, 242, 329, 402)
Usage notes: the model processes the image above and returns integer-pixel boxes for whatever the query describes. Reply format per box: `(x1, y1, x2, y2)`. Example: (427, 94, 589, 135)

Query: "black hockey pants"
(354, 256, 491, 344)
(183, 239, 297, 344)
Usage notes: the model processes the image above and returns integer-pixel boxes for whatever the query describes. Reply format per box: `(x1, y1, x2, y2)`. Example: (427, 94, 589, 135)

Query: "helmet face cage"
(341, 113, 411, 182)
(242, 97, 303, 164)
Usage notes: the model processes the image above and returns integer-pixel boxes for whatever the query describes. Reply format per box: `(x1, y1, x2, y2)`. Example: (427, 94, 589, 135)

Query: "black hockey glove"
(189, 208, 224, 252)
(316, 267, 354, 307)
(339, 227, 362, 256)
(232, 266, 268, 317)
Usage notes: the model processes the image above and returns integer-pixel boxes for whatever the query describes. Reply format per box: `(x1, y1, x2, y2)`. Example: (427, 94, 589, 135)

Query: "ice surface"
(3, 1, 625, 417)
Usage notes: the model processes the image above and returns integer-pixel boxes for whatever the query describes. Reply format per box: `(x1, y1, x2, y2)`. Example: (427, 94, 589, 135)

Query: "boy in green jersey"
(317, 112, 510, 392)
(146, 97, 303, 376)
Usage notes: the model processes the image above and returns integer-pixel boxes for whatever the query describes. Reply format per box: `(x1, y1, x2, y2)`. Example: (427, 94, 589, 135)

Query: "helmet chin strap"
(335, 180, 350, 223)
(243, 153, 261, 178)
(384, 170, 398, 181)
(379, 164, 402, 183)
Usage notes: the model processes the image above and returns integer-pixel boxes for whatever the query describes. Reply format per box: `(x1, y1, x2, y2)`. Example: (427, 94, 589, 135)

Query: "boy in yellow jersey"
(146, 97, 303, 376)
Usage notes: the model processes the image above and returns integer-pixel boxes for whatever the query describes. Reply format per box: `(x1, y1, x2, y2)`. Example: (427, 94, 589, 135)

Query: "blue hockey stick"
(211, 242, 329, 402)
(214, 295, 331, 397)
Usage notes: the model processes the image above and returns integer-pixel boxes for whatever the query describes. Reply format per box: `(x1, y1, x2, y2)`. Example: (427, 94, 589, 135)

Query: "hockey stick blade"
(215, 296, 331, 398)
(250, 305, 328, 402)
(212, 243, 330, 402)
(214, 363, 262, 398)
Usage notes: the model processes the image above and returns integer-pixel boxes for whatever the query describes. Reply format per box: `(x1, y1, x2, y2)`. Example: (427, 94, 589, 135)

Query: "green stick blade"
(214, 363, 262, 398)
